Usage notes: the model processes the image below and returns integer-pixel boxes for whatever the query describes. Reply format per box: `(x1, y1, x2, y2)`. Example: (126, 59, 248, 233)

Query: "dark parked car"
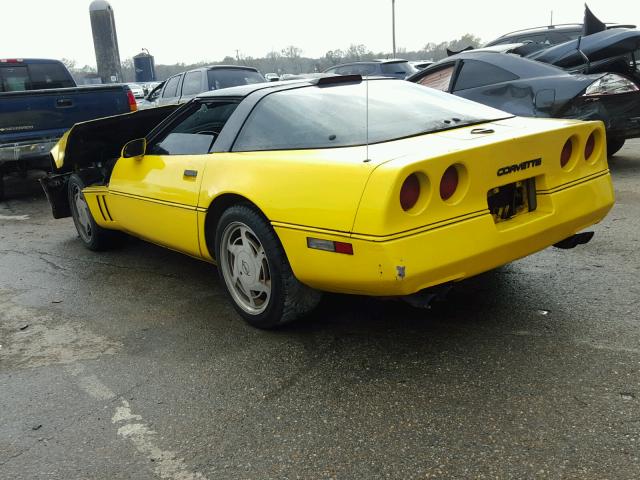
(485, 22, 635, 52)
(323, 59, 415, 78)
(408, 51, 640, 155)
(527, 28, 640, 81)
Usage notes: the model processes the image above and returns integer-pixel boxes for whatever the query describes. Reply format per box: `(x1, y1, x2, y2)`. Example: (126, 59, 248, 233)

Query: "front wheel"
(214, 204, 321, 329)
(68, 174, 119, 251)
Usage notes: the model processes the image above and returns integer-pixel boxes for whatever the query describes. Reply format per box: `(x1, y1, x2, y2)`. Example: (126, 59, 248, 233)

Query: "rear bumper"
(0, 138, 58, 165)
(275, 172, 614, 296)
(565, 94, 640, 140)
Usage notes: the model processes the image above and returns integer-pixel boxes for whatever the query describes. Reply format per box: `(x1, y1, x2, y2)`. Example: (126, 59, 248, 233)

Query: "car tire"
(0, 172, 4, 201)
(214, 204, 321, 329)
(68, 174, 120, 251)
(607, 138, 625, 157)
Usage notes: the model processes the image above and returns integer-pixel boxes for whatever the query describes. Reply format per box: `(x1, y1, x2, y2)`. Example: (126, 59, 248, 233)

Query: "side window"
(357, 64, 378, 75)
(181, 71, 202, 96)
(324, 67, 337, 74)
(415, 65, 455, 91)
(453, 60, 519, 91)
(162, 75, 181, 98)
(516, 34, 546, 44)
(336, 65, 358, 75)
(546, 31, 581, 45)
(148, 102, 238, 155)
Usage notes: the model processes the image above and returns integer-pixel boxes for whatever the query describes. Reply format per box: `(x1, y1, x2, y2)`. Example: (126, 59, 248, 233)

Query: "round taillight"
(561, 139, 573, 167)
(585, 133, 595, 160)
(400, 173, 421, 211)
(440, 166, 459, 201)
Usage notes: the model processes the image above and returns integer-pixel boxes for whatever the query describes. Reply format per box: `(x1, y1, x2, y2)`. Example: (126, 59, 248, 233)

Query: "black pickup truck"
(0, 58, 137, 199)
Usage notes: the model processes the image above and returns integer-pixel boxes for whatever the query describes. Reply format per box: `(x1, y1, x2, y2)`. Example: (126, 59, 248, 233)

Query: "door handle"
(183, 169, 198, 178)
(56, 98, 73, 108)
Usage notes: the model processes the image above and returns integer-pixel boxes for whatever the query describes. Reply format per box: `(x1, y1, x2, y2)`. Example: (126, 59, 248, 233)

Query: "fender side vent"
(97, 195, 113, 222)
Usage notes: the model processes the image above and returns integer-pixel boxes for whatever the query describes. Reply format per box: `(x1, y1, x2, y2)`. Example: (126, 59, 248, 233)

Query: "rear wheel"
(0, 172, 4, 201)
(607, 138, 625, 157)
(68, 174, 119, 251)
(214, 204, 321, 329)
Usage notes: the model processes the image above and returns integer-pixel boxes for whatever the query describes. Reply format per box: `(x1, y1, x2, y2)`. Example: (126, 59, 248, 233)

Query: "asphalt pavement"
(1, 141, 639, 479)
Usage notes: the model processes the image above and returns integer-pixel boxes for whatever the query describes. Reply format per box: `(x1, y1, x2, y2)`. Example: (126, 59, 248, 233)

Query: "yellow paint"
(69, 116, 613, 297)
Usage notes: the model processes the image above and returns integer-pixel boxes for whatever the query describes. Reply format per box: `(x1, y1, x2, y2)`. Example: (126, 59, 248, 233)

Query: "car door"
(107, 100, 239, 256)
(178, 70, 203, 104)
(157, 73, 182, 106)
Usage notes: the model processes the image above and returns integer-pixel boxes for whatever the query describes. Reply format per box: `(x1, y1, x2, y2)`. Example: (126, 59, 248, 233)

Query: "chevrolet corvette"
(41, 76, 615, 328)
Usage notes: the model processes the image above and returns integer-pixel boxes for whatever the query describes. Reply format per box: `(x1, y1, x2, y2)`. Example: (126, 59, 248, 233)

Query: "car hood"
(51, 105, 179, 172)
(528, 28, 640, 68)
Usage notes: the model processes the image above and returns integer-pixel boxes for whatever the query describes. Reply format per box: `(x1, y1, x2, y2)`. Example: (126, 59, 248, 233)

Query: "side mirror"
(122, 138, 146, 158)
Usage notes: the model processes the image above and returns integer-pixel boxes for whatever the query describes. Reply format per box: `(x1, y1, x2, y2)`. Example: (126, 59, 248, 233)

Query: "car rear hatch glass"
(207, 69, 265, 90)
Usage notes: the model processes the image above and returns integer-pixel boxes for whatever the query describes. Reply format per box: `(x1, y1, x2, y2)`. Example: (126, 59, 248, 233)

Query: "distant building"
(89, 0, 122, 84)
(133, 50, 156, 83)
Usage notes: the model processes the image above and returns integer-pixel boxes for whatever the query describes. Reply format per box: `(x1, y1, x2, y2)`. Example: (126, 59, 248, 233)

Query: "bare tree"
(61, 58, 76, 70)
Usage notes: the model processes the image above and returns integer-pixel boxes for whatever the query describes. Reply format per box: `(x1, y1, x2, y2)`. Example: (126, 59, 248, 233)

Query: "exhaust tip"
(553, 231, 595, 250)
(403, 283, 453, 309)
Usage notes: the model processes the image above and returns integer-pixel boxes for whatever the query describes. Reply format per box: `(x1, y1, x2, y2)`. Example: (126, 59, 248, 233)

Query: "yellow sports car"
(41, 76, 614, 328)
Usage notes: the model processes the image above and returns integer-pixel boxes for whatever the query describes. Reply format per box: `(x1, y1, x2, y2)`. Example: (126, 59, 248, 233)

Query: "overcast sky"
(1, 0, 639, 67)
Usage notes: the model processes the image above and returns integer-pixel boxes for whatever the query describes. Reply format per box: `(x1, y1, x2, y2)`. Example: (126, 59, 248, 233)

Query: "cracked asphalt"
(1, 140, 639, 479)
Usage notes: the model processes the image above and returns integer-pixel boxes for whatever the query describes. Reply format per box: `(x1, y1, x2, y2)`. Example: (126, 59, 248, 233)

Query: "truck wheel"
(214, 204, 321, 329)
(607, 138, 625, 157)
(68, 174, 119, 251)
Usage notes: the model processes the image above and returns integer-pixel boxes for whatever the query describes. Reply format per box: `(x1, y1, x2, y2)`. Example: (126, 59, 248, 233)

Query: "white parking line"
(0, 214, 29, 221)
(67, 365, 208, 480)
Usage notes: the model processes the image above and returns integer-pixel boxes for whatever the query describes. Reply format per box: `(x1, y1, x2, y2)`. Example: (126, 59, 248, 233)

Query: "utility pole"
(392, 0, 396, 58)
(235, 49, 240, 63)
(550, 10, 553, 26)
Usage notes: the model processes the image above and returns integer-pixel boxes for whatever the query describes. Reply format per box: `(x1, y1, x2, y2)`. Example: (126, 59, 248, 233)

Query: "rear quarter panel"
(196, 147, 377, 257)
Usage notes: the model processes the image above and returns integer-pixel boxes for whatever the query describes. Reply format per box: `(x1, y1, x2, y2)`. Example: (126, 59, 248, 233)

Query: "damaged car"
(528, 28, 640, 81)
(41, 75, 614, 328)
(408, 51, 640, 155)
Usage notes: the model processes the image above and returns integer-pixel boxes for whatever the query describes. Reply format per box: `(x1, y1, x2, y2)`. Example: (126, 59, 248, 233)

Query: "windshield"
(233, 79, 511, 151)
(207, 69, 265, 90)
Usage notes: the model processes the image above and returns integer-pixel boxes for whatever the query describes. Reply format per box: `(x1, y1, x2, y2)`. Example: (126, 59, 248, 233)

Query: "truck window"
(162, 75, 181, 98)
(181, 71, 202, 96)
(0, 63, 74, 92)
(0, 66, 29, 92)
(28, 63, 74, 89)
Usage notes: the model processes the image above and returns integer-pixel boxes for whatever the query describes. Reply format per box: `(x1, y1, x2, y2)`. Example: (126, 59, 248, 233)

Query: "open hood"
(528, 28, 640, 69)
(51, 104, 179, 173)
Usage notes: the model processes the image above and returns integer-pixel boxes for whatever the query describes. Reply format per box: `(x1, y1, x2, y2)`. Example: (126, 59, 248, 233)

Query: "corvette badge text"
(497, 158, 542, 176)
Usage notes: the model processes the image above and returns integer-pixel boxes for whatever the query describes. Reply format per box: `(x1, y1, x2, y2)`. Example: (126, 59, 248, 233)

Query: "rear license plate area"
(487, 178, 537, 222)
